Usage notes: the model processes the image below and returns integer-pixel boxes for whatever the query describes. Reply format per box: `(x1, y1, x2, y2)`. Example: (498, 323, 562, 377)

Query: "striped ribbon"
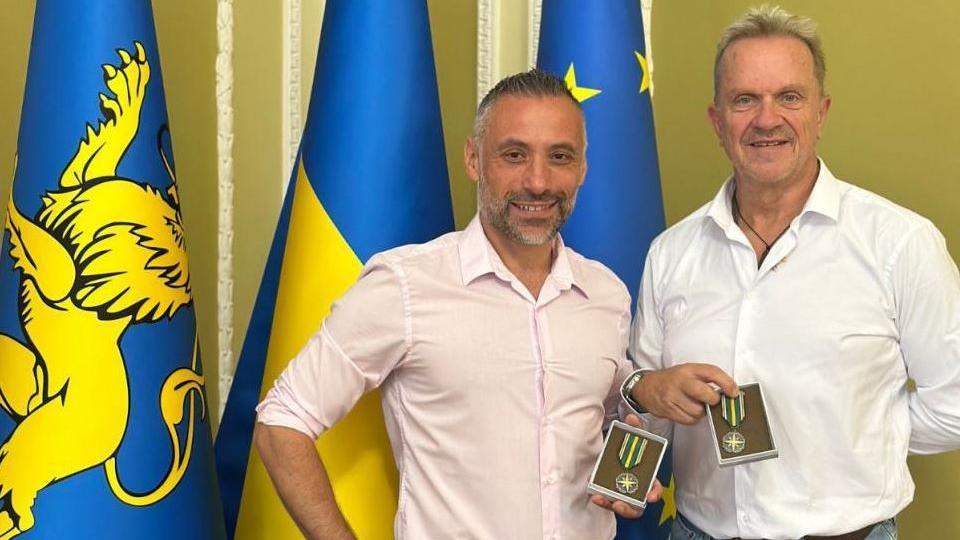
(618, 432, 649, 469)
(721, 393, 746, 428)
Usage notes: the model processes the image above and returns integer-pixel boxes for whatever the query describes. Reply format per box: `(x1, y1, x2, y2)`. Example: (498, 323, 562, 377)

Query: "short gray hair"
(473, 69, 583, 141)
(714, 4, 826, 99)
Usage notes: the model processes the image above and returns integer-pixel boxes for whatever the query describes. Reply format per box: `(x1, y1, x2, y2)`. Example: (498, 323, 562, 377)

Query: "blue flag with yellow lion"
(0, 1, 225, 538)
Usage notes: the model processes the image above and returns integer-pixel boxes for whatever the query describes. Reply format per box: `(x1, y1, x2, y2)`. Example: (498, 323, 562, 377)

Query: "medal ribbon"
(618, 432, 648, 469)
(721, 393, 746, 429)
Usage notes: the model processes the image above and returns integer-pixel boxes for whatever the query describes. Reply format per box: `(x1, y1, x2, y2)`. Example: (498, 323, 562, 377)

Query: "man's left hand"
(590, 479, 663, 518)
(589, 414, 663, 518)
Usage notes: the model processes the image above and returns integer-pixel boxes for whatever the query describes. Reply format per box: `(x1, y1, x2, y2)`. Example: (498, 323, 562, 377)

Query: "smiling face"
(708, 35, 830, 189)
(465, 95, 586, 247)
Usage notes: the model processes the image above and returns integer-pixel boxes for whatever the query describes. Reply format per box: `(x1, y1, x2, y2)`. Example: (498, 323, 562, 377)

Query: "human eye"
(780, 92, 803, 107)
(501, 149, 526, 162)
(550, 150, 575, 164)
(732, 95, 755, 110)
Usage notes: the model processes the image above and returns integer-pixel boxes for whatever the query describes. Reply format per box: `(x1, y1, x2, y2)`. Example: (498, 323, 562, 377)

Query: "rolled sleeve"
(256, 258, 410, 439)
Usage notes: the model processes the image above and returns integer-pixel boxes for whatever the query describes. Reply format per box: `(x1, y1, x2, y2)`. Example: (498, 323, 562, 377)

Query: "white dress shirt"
(630, 161, 960, 539)
(258, 216, 634, 539)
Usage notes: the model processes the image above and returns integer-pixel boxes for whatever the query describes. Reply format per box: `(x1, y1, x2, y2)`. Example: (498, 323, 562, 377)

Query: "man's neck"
(479, 220, 554, 299)
(734, 164, 819, 237)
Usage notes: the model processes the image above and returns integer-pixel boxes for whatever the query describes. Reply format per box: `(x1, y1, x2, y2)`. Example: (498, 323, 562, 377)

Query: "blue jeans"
(669, 513, 898, 540)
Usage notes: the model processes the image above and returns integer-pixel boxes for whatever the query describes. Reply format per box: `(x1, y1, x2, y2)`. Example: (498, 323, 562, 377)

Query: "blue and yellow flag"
(214, 1, 454, 538)
(0, 1, 225, 539)
(538, 1, 672, 537)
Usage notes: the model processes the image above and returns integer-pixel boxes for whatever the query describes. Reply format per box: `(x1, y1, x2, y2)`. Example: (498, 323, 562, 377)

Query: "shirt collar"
(800, 160, 841, 221)
(457, 215, 587, 297)
(705, 158, 841, 233)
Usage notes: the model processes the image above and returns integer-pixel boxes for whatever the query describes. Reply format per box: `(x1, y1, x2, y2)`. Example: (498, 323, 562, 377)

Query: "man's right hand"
(631, 364, 739, 425)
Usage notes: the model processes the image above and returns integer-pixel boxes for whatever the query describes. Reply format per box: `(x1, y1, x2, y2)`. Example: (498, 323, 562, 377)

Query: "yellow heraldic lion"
(0, 42, 206, 539)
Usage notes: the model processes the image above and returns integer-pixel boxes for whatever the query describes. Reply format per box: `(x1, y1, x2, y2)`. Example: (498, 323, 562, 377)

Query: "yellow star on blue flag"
(659, 475, 677, 525)
(564, 63, 602, 102)
(635, 50, 651, 94)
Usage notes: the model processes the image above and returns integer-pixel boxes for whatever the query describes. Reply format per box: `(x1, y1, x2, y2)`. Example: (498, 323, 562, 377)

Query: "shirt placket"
(530, 299, 561, 540)
(732, 231, 797, 537)
(731, 247, 752, 535)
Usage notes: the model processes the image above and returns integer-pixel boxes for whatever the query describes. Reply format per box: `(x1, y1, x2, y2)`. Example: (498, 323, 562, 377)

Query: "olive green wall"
(650, 2, 960, 537)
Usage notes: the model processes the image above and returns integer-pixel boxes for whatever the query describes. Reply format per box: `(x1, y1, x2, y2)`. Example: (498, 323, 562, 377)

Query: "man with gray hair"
(624, 5, 960, 539)
(254, 69, 659, 539)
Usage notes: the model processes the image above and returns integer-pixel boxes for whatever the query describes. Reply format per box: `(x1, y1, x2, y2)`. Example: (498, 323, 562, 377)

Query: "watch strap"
(621, 368, 653, 416)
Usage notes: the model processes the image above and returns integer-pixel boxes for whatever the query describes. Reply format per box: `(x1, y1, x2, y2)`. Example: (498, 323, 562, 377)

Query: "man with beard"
(254, 70, 660, 540)
(623, 5, 960, 540)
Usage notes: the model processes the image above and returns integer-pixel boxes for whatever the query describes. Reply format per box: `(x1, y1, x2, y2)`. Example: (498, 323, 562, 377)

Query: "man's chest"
(658, 235, 900, 380)
(393, 287, 624, 412)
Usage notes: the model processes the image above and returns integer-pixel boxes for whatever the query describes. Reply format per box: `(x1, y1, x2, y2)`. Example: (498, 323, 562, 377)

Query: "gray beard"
(477, 175, 576, 246)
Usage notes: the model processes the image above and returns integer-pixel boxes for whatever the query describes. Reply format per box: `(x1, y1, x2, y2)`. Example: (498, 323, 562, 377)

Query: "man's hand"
(590, 414, 662, 518)
(633, 364, 738, 424)
(590, 480, 662, 519)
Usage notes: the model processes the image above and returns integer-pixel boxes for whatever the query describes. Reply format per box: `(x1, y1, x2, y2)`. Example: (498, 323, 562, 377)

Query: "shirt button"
(545, 471, 558, 485)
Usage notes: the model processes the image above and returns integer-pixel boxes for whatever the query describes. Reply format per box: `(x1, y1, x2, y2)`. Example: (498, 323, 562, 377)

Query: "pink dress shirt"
(257, 216, 634, 539)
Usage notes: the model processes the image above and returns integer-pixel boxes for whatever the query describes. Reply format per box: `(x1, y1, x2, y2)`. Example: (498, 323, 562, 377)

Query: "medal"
(720, 393, 746, 453)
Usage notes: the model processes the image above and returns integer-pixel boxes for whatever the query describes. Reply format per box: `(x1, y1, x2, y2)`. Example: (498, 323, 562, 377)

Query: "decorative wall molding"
(215, 0, 235, 417)
(476, 0, 497, 105)
(527, 0, 541, 68)
(282, 0, 303, 197)
(642, 0, 655, 96)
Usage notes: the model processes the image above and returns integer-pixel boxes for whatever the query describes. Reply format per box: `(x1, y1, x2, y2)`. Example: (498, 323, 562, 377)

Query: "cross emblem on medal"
(615, 472, 640, 494)
(722, 430, 746, 453)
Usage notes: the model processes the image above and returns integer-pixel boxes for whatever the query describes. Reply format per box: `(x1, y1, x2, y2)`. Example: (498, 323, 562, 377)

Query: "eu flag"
(213, 1, 454, 538)
(0, 1, 225, 539)
(538, 1, 672, 537)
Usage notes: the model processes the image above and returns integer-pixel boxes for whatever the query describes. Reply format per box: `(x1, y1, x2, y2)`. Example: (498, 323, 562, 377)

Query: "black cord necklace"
(732, 191, 791, 268)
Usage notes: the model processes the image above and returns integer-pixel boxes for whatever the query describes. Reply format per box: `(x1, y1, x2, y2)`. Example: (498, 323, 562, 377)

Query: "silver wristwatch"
(620, 368, 653, 415)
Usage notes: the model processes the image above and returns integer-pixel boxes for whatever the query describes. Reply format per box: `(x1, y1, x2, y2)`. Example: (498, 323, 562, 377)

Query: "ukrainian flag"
(538, 1, 671, 537)
(214, 1, 454, 538)
(0, 1, 224, 539)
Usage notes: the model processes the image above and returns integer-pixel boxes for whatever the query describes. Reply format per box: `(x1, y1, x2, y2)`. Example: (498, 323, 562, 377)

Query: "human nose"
(753, 97, 783, 130)
(523, 154, 550, 194)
